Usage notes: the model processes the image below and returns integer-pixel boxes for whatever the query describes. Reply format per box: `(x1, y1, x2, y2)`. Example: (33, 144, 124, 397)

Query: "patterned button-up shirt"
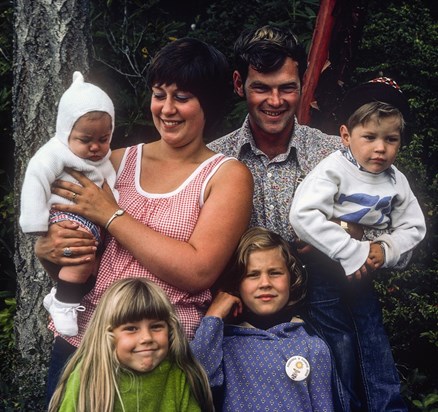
(208, 115, 341, 243)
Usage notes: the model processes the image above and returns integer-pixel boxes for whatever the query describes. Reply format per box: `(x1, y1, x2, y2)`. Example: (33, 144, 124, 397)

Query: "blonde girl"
(49, 278, 213, 412)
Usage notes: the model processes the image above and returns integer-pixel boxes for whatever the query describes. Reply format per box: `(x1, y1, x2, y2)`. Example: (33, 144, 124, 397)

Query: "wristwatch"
(104, 209, 125, 230)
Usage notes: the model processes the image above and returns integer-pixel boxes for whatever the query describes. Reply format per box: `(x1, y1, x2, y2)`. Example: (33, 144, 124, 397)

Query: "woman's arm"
(50, 160, 254, 293)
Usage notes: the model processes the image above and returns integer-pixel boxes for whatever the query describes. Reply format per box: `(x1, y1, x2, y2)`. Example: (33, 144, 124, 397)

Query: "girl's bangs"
(111, 283, 170, 327)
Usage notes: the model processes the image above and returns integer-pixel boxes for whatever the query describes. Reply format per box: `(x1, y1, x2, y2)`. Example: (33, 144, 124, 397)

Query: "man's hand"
(332, 219, 364, 240)
(294, 238, 314, 255)
(347, 242, 384, 282)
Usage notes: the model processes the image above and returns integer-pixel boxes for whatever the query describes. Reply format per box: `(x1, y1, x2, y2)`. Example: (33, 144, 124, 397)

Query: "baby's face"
(68, 113, 112, 161)
(340, 115, 401, 174)
(239, 247, 290, 316)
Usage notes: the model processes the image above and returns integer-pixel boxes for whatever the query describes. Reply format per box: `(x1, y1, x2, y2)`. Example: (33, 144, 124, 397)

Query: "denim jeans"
(305, 257, 407, 412)
(46, 337, 77, 406)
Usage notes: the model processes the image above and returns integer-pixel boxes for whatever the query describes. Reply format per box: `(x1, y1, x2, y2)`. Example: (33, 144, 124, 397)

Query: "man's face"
(233, 57, 301, 140)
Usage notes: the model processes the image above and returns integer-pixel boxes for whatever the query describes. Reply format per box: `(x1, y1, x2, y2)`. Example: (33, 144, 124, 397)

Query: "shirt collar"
(235, 115, 299, 161)
(341, 147, 396, 182)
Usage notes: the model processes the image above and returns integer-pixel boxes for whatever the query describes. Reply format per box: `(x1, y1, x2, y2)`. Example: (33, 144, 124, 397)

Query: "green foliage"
(90, 0, 321, 141)
(1, 0, 437, 408)
(352, 0, 438, 194)
(412, 392, 438, 412)
(0, 297, 16, 349)
(352, 2, 438, 408)
(90, 0, 188, 142)
(374, 262, 438, 409)
(0, 297, 22, 411)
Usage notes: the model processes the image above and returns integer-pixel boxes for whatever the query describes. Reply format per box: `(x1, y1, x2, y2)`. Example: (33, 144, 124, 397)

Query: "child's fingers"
(233, 300, 243, 317)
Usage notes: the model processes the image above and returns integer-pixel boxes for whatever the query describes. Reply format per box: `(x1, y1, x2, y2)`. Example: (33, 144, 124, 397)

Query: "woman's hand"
(206, 291, 243, 319)
(51, 167, 119, 227)
(35, 220, 97, 266)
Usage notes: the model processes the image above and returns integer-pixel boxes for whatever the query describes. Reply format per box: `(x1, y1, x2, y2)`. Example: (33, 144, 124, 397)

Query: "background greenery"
(1, 0, 437, 410)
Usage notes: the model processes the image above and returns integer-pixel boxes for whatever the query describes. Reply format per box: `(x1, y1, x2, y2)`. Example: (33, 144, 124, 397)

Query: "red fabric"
(51, 144, 232, 345)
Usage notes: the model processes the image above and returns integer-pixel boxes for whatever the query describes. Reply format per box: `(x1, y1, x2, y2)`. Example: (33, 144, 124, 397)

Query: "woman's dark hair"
(147, 37, 230, 137)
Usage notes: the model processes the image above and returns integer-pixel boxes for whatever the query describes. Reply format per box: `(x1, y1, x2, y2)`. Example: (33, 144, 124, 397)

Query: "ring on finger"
(63, 247, 73, 257)
(71, 192, 77, 201)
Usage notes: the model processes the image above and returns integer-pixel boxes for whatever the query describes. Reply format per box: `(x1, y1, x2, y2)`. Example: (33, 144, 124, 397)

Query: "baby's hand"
(206, 291, 243, 319)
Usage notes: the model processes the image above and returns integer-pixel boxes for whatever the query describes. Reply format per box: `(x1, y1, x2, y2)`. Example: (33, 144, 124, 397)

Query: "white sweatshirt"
(290, 150, 426, 275)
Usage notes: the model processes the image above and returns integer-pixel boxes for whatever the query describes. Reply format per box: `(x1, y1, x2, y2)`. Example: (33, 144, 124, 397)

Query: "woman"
(35, 38, 253, 399)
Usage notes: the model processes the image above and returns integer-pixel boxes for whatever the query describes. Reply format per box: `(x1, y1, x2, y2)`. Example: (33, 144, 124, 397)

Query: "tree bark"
(13, 0, 90, 407)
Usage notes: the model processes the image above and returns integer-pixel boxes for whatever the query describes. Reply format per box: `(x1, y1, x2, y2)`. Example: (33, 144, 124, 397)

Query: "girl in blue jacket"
(191, 227, 334, 411)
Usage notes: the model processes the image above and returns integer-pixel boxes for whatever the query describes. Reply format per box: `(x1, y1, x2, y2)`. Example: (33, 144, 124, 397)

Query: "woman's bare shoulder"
(217, 156, 253, 182)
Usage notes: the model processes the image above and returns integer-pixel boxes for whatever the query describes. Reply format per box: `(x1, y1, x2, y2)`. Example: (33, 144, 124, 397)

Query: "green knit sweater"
(58, 358, 201, 411)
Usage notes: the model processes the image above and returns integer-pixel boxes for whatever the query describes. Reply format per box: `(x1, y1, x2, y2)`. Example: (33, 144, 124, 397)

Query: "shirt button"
(269, 205, 274, 210)
(267, 172, 272, 178)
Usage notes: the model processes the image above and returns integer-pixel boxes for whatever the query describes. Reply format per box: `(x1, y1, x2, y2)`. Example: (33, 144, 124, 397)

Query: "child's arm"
(190, 316, 227, 388)
(290, 165, 370, 276)
(190, 292, 241, 388)
(371, 175, 426, 268)
(20, 151, 59, 234)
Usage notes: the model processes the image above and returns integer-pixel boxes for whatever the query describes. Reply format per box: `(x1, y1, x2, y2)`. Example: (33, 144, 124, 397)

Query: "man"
(208, 25, 407, 412)
(208, 25, 340, 244)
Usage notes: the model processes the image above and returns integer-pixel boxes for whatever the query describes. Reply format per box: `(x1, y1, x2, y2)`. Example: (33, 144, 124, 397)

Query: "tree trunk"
(13, 0, 91, 407)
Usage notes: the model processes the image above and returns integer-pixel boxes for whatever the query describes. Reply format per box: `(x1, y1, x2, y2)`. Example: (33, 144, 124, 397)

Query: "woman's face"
(151, 83, 206, 147)
(239, 247, 291, 316)
(113, 318, 169, 373)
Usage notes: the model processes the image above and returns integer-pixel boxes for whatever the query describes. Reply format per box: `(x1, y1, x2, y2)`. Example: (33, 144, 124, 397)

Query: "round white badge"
(285, 355, 310, 381)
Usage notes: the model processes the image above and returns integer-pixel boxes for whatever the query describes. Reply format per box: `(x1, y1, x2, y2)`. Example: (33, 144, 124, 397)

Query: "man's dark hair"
(234, 25, 307, 85)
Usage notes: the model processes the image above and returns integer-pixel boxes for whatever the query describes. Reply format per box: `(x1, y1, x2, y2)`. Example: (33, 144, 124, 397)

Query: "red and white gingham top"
(55, 144, 233, 346)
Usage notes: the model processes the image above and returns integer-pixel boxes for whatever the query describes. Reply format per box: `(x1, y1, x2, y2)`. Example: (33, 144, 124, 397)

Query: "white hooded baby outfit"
(19, 71, 116, 234)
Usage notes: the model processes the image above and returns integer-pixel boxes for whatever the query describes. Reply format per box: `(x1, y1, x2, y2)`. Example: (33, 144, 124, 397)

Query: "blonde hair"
(233, 227, 306, 307)
(48, 278, 214, 412)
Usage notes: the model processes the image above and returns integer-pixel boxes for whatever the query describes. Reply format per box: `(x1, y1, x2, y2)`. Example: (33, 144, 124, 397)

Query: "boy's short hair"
(346, 101, 406, 134)
(147, 37, 230, 136)
(234, 25, 307, 85)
